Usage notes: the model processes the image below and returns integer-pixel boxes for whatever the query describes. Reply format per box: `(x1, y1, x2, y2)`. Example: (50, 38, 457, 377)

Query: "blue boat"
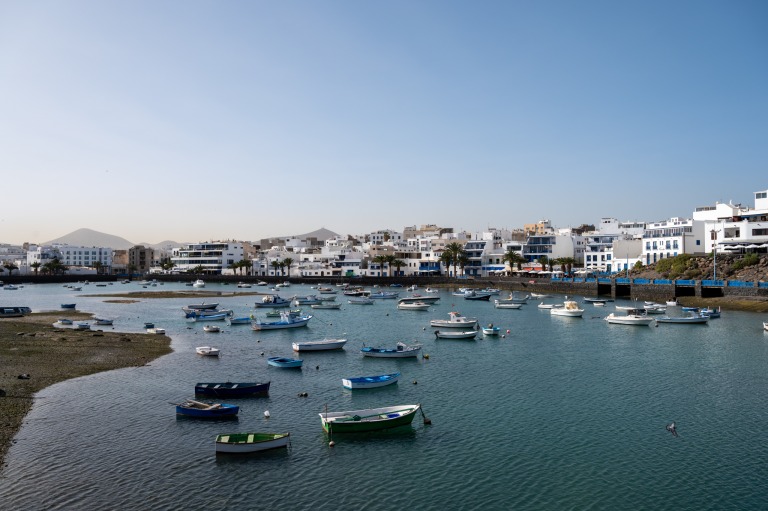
(60, 303, 76, 309)
(267, 356, 303, 368)
(195, 381, 271, 397)
(175, 399, 239, 419)
(342, 372, 400, 389)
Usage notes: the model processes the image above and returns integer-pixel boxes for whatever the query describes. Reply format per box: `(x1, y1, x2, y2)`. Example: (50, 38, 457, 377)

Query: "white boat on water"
(604, 309, 655, 326)
(253, 295, 293, 308)
(656, 312, 709, 324)
(550, 301, 584, 317)
(430, 311, 478, 329)
(342, 372, 400, 390)
(398, 295, 440, 304)
(537, 302, 563, 310)
(292, 339, 348, 351)
(764, 322, 768, 332)
(310, 302, 342, 310)
(251, 312, 312, 330)
(237, 282, 252, 288)
(215, 432, 290, 454)
(397, 301, 431, 311)
(530, 293, 552, 298)
(434, 329, 477, 339)
(196, 346, 220, 356)
(147, 327, 166, 334)
(348, 297, 375, 305)
(498, 293, 530, 304)
(494, 300, 523, 309)
(203, 324, 221, 333)
(192, 279, 205, 288)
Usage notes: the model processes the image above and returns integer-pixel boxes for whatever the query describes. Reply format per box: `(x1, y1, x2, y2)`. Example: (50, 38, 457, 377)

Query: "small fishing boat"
(215, 432, 290, 454)
(700, 306, 721, 318)
(147, 327, 166, 334)
(550, 301, 584, 317)
(292, 339, 347, 351)
(236, 282, 252, 288)
(319, 404, 421, 433)
(75, 322, 91, 330)
(185, 302, 219, 310)
(190, 312, 230, 322)
(292, 295, 323, 305)
(265, 308, 302, 317)
(666, 298, 678, 306)
(604, 309, 655, 326)
(537, 302, 563, 310)
(764, 322, 768, 332)
(397, 301, 431, 311)
(310, 302, 342, 310)
(196, 346, 220, 356)
(348, 297, 375, 305)
(397, 294, 440, 304)
(57, 318, 73, 325)
(267, 356, 303, 368)
(655, 313, 709, 324)
(60, 303, 76, 309)
(251, 313, 312, 330)
(430, 311, 478, 329)
(342, 372, 400, 390)
(253, 295, 293, 308)
(94, 318, 114, 325)
(482, 324, 501, 336)
(228, 316, 251, 325)
(203, 324, 221, 333)
(176, 399, 239, 418)
(192, 279, 206, 288)
(195, 381, 271, 397)
(463, 290, 492, 301)
(494, 300, 523, 310)
(434, 330, 477, 339)
(361, 342, 421, 358)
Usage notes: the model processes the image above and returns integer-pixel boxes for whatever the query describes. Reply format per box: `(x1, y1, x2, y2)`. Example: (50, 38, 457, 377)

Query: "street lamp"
(710, 229, 718, 281)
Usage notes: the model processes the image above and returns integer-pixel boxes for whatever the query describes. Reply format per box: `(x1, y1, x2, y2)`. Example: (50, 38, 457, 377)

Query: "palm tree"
(30, 262, 41, 276)
(444, 242, 466, 278)
(502, 248, 526, 273)
(537, 256, 549, 273)
(458, 253, 469, 277)
(372, 255, 388, 277)
(92, 261, 103, 275)
(282, 257, 294, 278)
(269, 260, 279, 276)
(3, 262, 18, 276)
(128, 264, 138, 279)
(239, 258, 252, 276)
(391, 258, 406, 277)
(193, 264, 205, 276)
(559, 257, 576, 276)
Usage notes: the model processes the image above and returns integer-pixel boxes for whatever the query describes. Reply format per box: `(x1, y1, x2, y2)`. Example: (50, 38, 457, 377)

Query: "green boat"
(319, 404, 421, 433)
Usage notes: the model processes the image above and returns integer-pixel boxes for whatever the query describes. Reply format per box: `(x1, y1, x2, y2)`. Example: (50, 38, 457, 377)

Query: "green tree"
(270, 260, 281, 276)
(502, 248, 526, 272)
(3, 262, 19, 276)
(92, 261, 103, 275)
(444, 242, 466, 278)
(373, 255, 388, 277)
(391, 258, 405, 277)
(30, 261, 41, 276)
(537, 256, 549, 273)
(559, 257, 576, 275)
(282, 257, 294, 278)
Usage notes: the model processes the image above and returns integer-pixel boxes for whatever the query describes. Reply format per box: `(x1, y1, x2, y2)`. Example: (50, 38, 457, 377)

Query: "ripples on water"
(1, 283, 768, 510)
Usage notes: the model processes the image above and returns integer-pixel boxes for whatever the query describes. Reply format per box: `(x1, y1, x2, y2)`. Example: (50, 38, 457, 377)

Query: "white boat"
(498, 293, 530, 304)
(75, 322, 91, 330)
(317, 287, 337, 294)
(292, 339, 348, 351)
(537, 302, 563, 310)
(666, 299, 678, 306)
(215, 432, 290, 454)
(342, 372, 400, 390)
(196, 346, 220, 356)
(425, 288, 439, 294)
(656, 313, 709, 324)
(361, 342, 422, 358)
(292, 295, 323, 305)
(397, 301, 431, 311)
(434, 329, 477, 339)
(494, 300, 523, 310)
(369, 291, 399, 299)
(530, 293, 552, 298)
(482, 325, 501, 336)
(550, 301, 584, 317)
(203, 324, 221, 333)
(192, 279, 206, 288)
(4, 284, 19, 290)
(185, 302, 219, 310)
(764, 322, 768, 332)
(310, 302, 342, 309)
(94, 318, 114, 325)
(397, 295, 440, 304)
(643, 304, 667, 315)
(236, 282, 252, 288)
(430, 311, 478, 329)
(253, 295, 293, 308)
(147, 327, 166, 334)
(228, 317, 251, 325)
(251, 313, 312, 330)
(604, 309, 655, 326)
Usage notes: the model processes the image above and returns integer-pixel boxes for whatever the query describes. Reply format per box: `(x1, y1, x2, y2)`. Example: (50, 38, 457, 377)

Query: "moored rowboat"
(215, 432, 290, 454)
(342, 372, 400, 390)
(319, 404, 421, 433)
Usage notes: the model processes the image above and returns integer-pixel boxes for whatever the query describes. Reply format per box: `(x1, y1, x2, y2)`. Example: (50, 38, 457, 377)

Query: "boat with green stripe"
(319, 404, 421, 433)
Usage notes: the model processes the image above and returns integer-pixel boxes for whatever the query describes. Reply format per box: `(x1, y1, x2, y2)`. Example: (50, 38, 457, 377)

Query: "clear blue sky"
(1, 1, 766, 245)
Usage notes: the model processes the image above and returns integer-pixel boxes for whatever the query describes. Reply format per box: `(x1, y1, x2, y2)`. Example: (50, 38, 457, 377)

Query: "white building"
(641, 217, 695, 265)
(692, 190, 768, 254)
(26, 244, 112, 273)
(171, 241, 244, 274)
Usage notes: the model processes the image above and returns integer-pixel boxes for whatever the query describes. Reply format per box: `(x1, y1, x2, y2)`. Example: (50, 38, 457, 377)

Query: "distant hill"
(44, 228, 136, 250)
(291, 228, 339, 241)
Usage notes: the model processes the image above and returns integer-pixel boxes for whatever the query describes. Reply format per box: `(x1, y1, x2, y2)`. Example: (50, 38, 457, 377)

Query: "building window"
(696, 240, 701, 246)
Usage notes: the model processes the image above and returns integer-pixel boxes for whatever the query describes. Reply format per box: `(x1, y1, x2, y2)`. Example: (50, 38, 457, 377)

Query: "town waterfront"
(1, 282, 767, 510)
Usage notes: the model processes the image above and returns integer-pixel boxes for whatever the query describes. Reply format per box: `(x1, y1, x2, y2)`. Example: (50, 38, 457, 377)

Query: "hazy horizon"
(1, 1, 766, 245)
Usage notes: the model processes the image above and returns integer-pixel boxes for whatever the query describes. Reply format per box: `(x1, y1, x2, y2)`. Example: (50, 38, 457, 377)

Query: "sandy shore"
(0, 311, 172, 469)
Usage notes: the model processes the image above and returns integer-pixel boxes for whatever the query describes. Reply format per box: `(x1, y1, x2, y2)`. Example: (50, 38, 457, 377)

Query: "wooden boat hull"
(361, 345, 421, 358)
(292, 339, 347, 351)
(320, 404, 420, 433)
(215, 432, 290, 453)
(434, 330, 477, 339)
(60, 304, 76, 309)
(494, 301, 522, 309)
(655, 316, 709, 324)
(342, 372, 400, 389)
(251, 316, 312, 330)
(398, 296, 440, 304)
(604, 314, 654, 325)
(267, 357, 303, 368)
(195, 382, 270, 397)
(176, 401, 239, 418)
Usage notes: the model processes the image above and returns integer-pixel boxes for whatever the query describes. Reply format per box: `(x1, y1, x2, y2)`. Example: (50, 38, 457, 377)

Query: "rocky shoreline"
(0, 311, 172, 469)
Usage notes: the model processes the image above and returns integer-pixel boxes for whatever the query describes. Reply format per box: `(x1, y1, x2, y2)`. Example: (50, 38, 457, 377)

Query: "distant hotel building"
(171, 241, 244, 274)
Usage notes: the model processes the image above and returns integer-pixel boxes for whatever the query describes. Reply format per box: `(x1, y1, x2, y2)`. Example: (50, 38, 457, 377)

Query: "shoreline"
(0, 311, 172, 470)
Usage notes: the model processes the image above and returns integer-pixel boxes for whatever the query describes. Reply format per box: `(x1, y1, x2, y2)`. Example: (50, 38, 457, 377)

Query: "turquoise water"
(1, 282, 767, 510)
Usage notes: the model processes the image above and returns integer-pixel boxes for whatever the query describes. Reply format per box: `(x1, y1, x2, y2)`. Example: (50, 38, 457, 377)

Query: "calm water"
(1, 282, 768, 510)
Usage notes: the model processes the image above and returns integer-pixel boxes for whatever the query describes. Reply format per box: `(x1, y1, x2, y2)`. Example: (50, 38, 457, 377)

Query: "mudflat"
(0, 311, 172, 469)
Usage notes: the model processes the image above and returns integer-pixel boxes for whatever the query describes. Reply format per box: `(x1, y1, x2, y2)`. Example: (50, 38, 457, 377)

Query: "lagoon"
(1, 282, 767, 510)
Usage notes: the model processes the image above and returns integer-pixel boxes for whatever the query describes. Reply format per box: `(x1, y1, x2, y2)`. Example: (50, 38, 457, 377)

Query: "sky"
(1, 1, 766, 245)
